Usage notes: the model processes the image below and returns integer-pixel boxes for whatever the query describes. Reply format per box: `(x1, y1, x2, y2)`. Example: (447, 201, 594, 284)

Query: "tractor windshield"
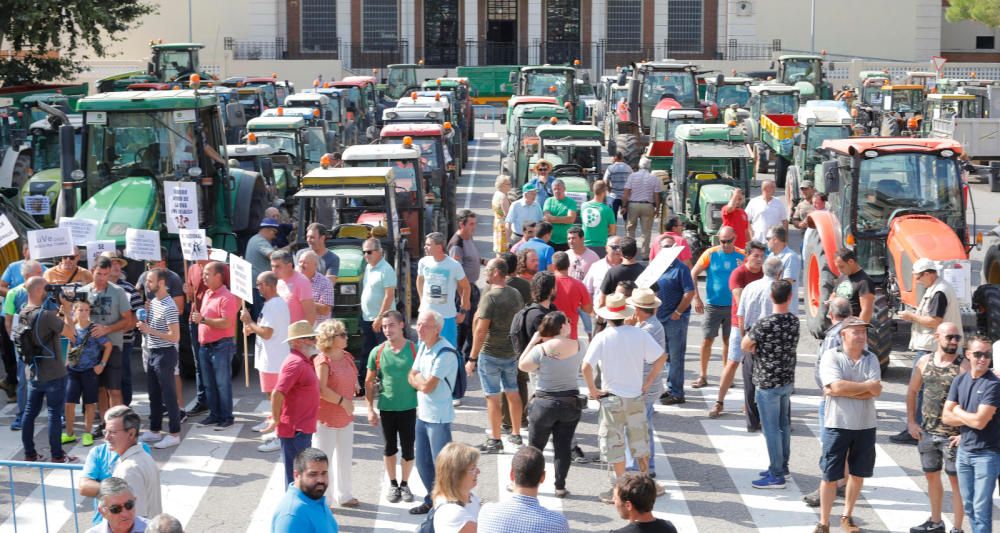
(889, 89, 924, 113)
(239, 95, 263, 119)
(383, 138, 441, 171)
(525, 72, 572, 102)
(861, 85, 885, 106)
(156, 50, 196, 81)
(249, 83, 279, 108)
(387, 68, 418, 100)
(32, 129, 81, 171)
(253, 132, 299, 157)
(641, 72, 697, 125)
(806, 126, 850, 154)
(856, 153, 961, 231)
(781, 59, 820, 85)
(761, 94, 798, 115)
(85, 110, 200, 189)
(716, 85, 750, 108)
(541, 144, 599, 170)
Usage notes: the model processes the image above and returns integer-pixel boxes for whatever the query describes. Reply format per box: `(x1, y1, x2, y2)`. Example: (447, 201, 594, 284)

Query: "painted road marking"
(161, 422, 242, 526)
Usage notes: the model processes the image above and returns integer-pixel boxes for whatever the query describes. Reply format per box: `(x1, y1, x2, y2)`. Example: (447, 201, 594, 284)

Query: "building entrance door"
(486, 0, 517, 64)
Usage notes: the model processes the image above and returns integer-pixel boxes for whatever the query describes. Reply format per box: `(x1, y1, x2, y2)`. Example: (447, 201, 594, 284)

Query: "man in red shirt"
(552, 252, 593, 340)
(261, 320, 320, 487)
(190, 261, 240, 429)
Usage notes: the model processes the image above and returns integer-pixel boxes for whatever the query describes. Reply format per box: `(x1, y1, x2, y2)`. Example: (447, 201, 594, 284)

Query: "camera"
(45, 283, 87, 303)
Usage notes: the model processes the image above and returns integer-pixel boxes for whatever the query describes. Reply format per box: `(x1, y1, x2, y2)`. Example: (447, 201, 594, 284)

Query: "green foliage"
(0, 1, 156, 85)
(946, 0, 1000, 29)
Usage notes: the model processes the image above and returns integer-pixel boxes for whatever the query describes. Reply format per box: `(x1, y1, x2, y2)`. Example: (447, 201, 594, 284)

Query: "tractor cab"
(776, 54, 834, 101)
(857, 71, 890, 107)
(196, 86, 245, 144)
(224, 143, 284, 201)
(261, 106, 338, 153)
(306, 86, 354, 145)
(745, 83, 800, 186)
(515, 66, 576, 106)
(246, 115, 327, 189)
(533, 124, 604, 206)
(385, 64, 422, 101)
(284, 92, 338, 123)
(223, 76, 294, 109)
(397, 92, 466, 167)
(504, 96, 559, 128)
(95, 43, 216, 93)
(642, 98, 704, 174)
(702, 76, 753, 122)
(331, 77, 380, 141)
(380, 123, 456, 236)
(785, 103, 852, 208)
(875, 85, 926, 136)
(422, 78, 475, 141)
(235, 86, 268, 120)
(502, 105, 571, 187)
(920, 93, 984, 137)
(906, 71, 938, 91)
(19, 112, 83, 226)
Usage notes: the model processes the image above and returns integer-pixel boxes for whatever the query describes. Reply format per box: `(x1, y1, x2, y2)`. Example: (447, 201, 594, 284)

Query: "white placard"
(942, 263, 971, 306)
(164, 181, 200, 234)
(58, 217, 98, 247)
(208, 247, 229, 262)
(179, 229, 208, 261)
(634, 245, 685, 289)
(27, 227, 76, 261)
(228, 254, 254, 303)
(0, 214, 18, 248)
(124, 229, 161, 261)
(86, 240, 117, 268)
(23, 195, 50, 216)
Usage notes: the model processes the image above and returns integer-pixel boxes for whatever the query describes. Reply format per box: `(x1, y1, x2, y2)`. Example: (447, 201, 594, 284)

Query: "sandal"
(340, 498, 360, 508)
(708, 401, 724, 419)
(691, 377, 708, 389)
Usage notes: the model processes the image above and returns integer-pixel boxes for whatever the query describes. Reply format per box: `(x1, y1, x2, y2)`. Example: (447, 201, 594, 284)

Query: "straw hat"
(285, 320, 318, 342)
(596, 293, 635, 320)
(626, 288, 662, 310)
(99, 250, 128, 268)
(533, 159, 553, 172)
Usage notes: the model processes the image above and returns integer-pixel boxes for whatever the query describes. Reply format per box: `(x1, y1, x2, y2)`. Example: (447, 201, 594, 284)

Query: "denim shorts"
(919, 433, 958, 475)
(477, 353, 519, 395)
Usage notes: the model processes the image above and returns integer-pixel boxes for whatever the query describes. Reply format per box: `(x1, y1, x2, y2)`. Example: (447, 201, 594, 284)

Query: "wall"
(941, 10, 1000, 53)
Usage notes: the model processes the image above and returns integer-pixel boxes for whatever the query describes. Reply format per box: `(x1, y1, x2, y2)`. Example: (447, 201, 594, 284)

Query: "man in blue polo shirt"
(273, 447, 339, 532)
(654, 234, 696, 405)
(79, 407, 152, 527)
(521, 221, 556, 272)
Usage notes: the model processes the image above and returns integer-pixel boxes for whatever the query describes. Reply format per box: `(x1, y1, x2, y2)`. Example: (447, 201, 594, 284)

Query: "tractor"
(640, 98, 705, 176)
(702, 76, 753, 123)
(594, 75, 630, 134)
(196, 86, 245, 144)
(386, 93, 466, 171)
(380, 123, 457, 236)
(96, 43, 217, 93)
(784, 102, 853, 210)
(422, 78, 476, 141)
(382, 64, 422, 101)
(744, 83, 800, 187)
(331, 76, 382, 137)
(530, 124, 604, 208)
(852, 71, 891, 135)
(260, 105, 340, 153)
(501, 102, 571, 186)
(775, 54, 834, 102)
(920, 93, 984, 137)
(803, 138, 975, 371)
(305, 86, 356, 146)
(235, 86, 268, 121)
(245, 115, 328, 196)
(222, 75, 294, 109)
(876, 85, 927, 137)
(511, 65, 589, 123)
(19, 104, 83, 226)
(223, 143, 284, 205)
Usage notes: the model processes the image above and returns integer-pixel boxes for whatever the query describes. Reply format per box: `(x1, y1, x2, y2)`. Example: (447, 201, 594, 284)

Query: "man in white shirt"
(240, 272, 291, 452)
(745, 179, 788, 242)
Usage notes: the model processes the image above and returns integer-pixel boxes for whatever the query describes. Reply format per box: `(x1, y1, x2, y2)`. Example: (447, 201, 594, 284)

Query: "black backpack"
(509, 303, 544, 355)
(415, 501, 461, 533)
(438, 346, 465, 400)
(12, 307, 45, 364)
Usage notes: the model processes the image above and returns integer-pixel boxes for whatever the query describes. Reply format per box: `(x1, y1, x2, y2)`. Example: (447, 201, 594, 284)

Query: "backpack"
(12, 307, 43, 364)
(437, 346, 465, 400)
(373, 340, 416, 393)
(509, 303, 542, 355)
(415, 501, 460, 533)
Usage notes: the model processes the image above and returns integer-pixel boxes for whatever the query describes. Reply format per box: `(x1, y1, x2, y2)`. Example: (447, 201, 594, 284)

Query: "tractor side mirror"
(226, 103, 246, 128)
(769, 61, 775, 70)
(582, 72, 590, 83)
(822, 160, 839, 193)
(147, 62, 155, 75)
(259, 157, 275, 184)
(716, 73, 725, 86)
(509, 72, 517, 84)
(617, 71, 626, 86)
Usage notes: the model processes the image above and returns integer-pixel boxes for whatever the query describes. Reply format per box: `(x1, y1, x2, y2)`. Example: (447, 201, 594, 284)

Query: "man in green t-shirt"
(363, 310, 417, 504)
(581, 180, 617, 257)
(542, 179, 578, 252)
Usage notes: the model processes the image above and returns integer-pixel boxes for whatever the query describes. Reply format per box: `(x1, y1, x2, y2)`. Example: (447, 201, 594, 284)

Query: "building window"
(545, 0, 580, 64)
(301, 0, 337, 53)
(424, 0, 459, 66)
(607, 0, 642, 52)
(364, 0, 399, 52)
(667, 0, 702, 53)
(976, 35, 995, 50)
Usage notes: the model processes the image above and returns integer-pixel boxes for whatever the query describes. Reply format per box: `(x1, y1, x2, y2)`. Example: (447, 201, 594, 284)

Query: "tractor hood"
(75, 177, 159, 245)
(887, 214, 970, 308)
(20, 168, 63, 227)
(698, 183, 737, 235)
(330, 246, 365, 280)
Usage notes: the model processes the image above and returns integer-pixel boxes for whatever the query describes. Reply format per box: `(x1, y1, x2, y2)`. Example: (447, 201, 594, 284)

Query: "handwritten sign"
(0, 214, 17, 248)
(179, 229, 208, 261)
(164, 181, 200, 234)
(86, 240, 117, 268)
(228, 254, 254, 303)
(27, 227, 75, 260)
(208, 246, 229, 263)
(58, 217, 99, 247)
(124, 229, 161, 261)
(634, 245, 684, 289)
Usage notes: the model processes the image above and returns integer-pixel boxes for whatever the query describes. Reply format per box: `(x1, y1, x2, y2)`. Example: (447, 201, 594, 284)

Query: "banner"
(27, 227, 75, 260)
(0, 214, 18, 248)
(228, 254, 254, 303)
(58, 217, 99, 247)
(633, 245, 684, 289)
(179, 229, 208, 261)
(124, 229, 161, 261)
(85, 240, 117, 268)
(164, 181, 200, 234)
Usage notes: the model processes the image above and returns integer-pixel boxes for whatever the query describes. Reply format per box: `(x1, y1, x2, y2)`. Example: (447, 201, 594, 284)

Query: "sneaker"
(257, 439, 282, 452)
(61, 432, 77, 445)
(261, 431, 277, 442)
(660, 394, 686, 406)
(910, 519, 945, 533)
(508, 434, 523, 446)
(197, 417, 221, 427)
(252, 420, 270, 432)
(840, 516, 860, 533)
(153, 434, 181, 449)
(479, 438, 504, 454)
(813, 525, 830, 533)
(409, 502, 432, 515)
(400, 484, 414, 502)
(751, 473, 786, 489)
(387, 485, 402, 503)
(10, 420, 21, 431)
(452, 399, 462, 407)
(50, 455, 78, 464)
(599, 488, 615, 504)
(554, 488, 569, 498)
(571, 445, 590, 464)
(178, 410, 189, 424)
(890, 429, 919, 445)
(188, 402, 210, 416)
(82, 433, 94, 447)
(139, 431, 164, 444)
(214, 420, 235, 430)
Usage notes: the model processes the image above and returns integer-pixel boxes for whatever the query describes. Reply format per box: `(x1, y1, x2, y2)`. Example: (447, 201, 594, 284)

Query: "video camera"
(45, 283, 88, 303)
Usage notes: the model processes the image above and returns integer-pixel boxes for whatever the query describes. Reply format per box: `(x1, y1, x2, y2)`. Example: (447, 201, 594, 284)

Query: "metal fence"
(224, 38, 288, 60)
(1, 459, 86, 533)
(716, 39, 782, 60)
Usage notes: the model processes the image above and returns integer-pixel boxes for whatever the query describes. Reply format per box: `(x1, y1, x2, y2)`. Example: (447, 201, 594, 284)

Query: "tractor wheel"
(774, 156, 790, 189)
(972, 285, 1000, 340)
(755, 144, 769, 174)
(468, 117, 476, 141)
(607, 137, 617, 158)
(983, 244, 1000, 285)
(881, 117, 900, 137)
(803, 233, 836, 339)
(615, 133, 640, 170)
(870, 289, 895, 373)
(11, 153, 30, 189)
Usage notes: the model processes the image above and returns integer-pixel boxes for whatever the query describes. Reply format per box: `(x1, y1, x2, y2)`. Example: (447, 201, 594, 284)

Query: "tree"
(946, 0, 1000, 29)
(0, 1, 156, 85)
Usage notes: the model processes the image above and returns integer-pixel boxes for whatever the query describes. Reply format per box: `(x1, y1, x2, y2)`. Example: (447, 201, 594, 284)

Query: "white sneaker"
(261, 431, 277, 442)
(153, 434, 181, 449)
(251, 420, 269, 432)
(139, 431, 163, 444)
(257, 439, 281, 452)
(452, 399, 462, 407)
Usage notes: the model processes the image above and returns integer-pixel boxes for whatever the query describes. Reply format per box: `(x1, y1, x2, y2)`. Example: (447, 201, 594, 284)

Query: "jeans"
(22, 375, 68, 459)
(626, 399, 657, 474)
(742, 352, 761, 431)
(121, 341, 133, 406)
(189, 321, 208, 406)
(415, 419, 452, 505)
(662, 314, 690, 399)
(610, 197, 624, 222)
(198, 339, 235, 423)
(281, 431, 315, 487)
(756, 383, 793, 477)
(912, 350, 931, 426)
(956, 448, 1000, 533)
(528, 396, 582, 490)
(455, 284, 480, 357)
(579, 310, 593, 336)
(148, 347, 181, 434)
(14, 357, 25, 426)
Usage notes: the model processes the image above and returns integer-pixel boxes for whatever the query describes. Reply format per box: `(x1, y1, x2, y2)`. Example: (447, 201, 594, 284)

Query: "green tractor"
(775, 54, 834, 102)
(702, 75, 753, 123)
(245, 115, 328, 200)
(511, 65, 590, 123)
(422, 78, 476, 141)
(529, 124, 604, 206)
(744, 83, 800, 188)
(668, 123, 754, 259)
(501, 102, 571, 187)
(19, 104, 83, 226)
(96, 43, 217, 93)
(784, 102, 853, 210)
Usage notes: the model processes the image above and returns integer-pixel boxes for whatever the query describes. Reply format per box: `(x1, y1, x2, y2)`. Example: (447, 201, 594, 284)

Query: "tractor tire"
(11, 153, 30, 189)
(803, 233, 836, 339)
(881, 117, 900, 137)
(972, 284, 1000, 340)
(468, 117, 476, 141)
(755, 144, 769, 175)
(870, 289, 895, 373)
(607, 138, 617, 158)
(774, 156, 790, 189)
(983, 244, 1000, 285)
(615, 133, 641, 170)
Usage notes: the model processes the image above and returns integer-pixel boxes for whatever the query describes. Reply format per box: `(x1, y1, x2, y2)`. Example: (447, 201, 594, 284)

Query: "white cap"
(913, 258, 939, 274)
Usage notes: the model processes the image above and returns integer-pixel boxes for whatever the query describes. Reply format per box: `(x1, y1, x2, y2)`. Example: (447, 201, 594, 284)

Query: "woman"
(431, 442, 481, 533)
(721, 188, 751, 249)
(491, 175, 512, 255)
(314, 320, 359, 508)
(517, 311, 584, 498)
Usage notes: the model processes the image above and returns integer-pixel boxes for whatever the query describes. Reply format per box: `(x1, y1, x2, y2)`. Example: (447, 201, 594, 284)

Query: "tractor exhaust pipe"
(58, 123, 78, 216)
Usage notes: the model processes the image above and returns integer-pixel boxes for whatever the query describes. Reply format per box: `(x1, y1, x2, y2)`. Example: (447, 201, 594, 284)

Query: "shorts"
(727, 326, 745, 363)
(380, 408, 416, 461)
(918, 433, 958, 475)
(702, 305, 732, 340)
(820, 427, 877, 481)
(477, 353, 519, 396)
(598, 394, 649, 465)
(259, 371, 279, 394)
(66, 369, 99, 404)
(98, 346, 123, 390)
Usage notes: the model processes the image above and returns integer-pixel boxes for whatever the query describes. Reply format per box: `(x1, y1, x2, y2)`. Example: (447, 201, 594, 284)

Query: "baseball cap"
(522, 183, 537, 193)
(913, 258, 939, 274)
(260, 218, 280, 229)
(799, 180, 815, 189)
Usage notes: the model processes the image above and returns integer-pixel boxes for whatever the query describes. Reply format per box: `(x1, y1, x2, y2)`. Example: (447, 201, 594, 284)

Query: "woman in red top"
(721, 188, 752, 249)
(314, 319, 360, 508)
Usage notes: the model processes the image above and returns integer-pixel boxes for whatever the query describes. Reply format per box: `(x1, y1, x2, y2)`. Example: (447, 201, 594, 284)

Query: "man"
(611, 473, 678, 533)
(85, 477, 150, 533)
(905, 323, 968, 533)
(107, 406, 162, 518)
(649, 217, 693, 267)
(598, 237, 644, 308)
(654, 236, 696, 406)
(520, 221, 556, 272)
(136, 252, 186, 416)
(407, 310, 459, 515)
(146, 514, 183, 533)
(84, 257, 135, 417)
(509, 222, 536, 254)
(449, 210, 484, 361)
(245, 218, 279, 281)
(690, 226, 745, 388)
(261, 321, 320, 487)
(271, 250, 317, 326)
(802, 192, 828, 252)
(528, 159, 553, 205)
(17, 276, 77, 462)
(265, 206, 293, 249)
(3, 260, 42, 429)
(417, 232, 471, 349)
(625, 288, 665, 477)
(241, 272, 290, 453)
(893, 258, 964, 445)
(584, 236, 623, 316)
(183, 244, 212, 417)
(478, 446, 570, 533)
(582, 180, 617, 256)
(604, 151, 632, 221)
(542, 179, 578, 252)
(941, 336, 1000, 533)
(566, 227, 599, 337)
(833, 248, 875, 323)
(742, 280, 799, 489)
(271, 448, 339, 532)
(0, 242, 42, 295)
(552, 252, 593, 341)
(136, 269, 182, 449)
(99, 251, 143, 409)
(583, 293, 667, 503)
(766, 226, 802, 314)
(360, 238, 397, 369)
(79, 406, 153, 528)
(745, 179, 788, 242)
(191, 261, 239, 429)
(44, 248, 94, 284)
(503, 272, 556, 437)
(468, 259, 524, 453)
(0, 243, 41, 401)
(506, 183, 543, 243)
(814, 317, 882, 533)
(296, 223, 340, 286)
(297, 251, 334, 324)
(622, 159, 660, 258)
(364, 310, 417, 503)
(791, 180, 816, 230)
(502, 252, 531, 304)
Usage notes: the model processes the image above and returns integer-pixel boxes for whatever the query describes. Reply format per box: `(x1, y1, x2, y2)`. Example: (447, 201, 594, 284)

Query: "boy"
(63, 300, 111, 447)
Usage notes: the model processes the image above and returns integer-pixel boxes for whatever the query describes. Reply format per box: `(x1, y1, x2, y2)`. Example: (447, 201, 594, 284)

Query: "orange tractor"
(803, 138, 976, 370)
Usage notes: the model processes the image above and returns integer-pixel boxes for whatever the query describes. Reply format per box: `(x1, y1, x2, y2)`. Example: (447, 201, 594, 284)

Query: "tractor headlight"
(709, 204, 724, 229)
(70, 169, 85, 182)
(340, 285, 357, 295)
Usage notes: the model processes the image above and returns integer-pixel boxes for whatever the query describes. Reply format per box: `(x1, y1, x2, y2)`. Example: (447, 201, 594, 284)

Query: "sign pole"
(242, 300, 250, 388)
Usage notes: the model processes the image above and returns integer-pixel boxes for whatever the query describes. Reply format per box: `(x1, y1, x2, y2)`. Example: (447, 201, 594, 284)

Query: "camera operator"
(18, 276, 78, 462)
(83, 257, 135, 427)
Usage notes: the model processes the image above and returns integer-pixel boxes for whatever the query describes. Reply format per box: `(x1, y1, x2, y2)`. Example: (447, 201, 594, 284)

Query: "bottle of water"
(136, 309, 147, 323)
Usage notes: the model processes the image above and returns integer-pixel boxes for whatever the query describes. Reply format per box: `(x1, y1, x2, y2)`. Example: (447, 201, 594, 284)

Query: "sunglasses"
(971, 351, 993, 360)
(106, 500, 135, 514)
(608, 245, 622, 251)
(719, 239, 734, 245)
(363, 250, 376, 255)
(943, 334, 962, 341)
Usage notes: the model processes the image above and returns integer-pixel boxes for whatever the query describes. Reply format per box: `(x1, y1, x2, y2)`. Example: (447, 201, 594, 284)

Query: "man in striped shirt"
(136, 269, 182, 449)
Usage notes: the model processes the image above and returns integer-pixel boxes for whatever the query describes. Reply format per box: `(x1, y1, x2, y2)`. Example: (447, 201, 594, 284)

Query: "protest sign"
(27, 227, 75, 260)
(208, 246, 229, 262)
(633, 245, 684, 289)
(0, 214, 18, 248)
(59, 217, 99, 247)
(179, 229, 208, 261)
(86, 241, 117, 268)
(124, 229, 161, 261)
(228, 254, 254, 303)
(164, 181, 200, 234)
